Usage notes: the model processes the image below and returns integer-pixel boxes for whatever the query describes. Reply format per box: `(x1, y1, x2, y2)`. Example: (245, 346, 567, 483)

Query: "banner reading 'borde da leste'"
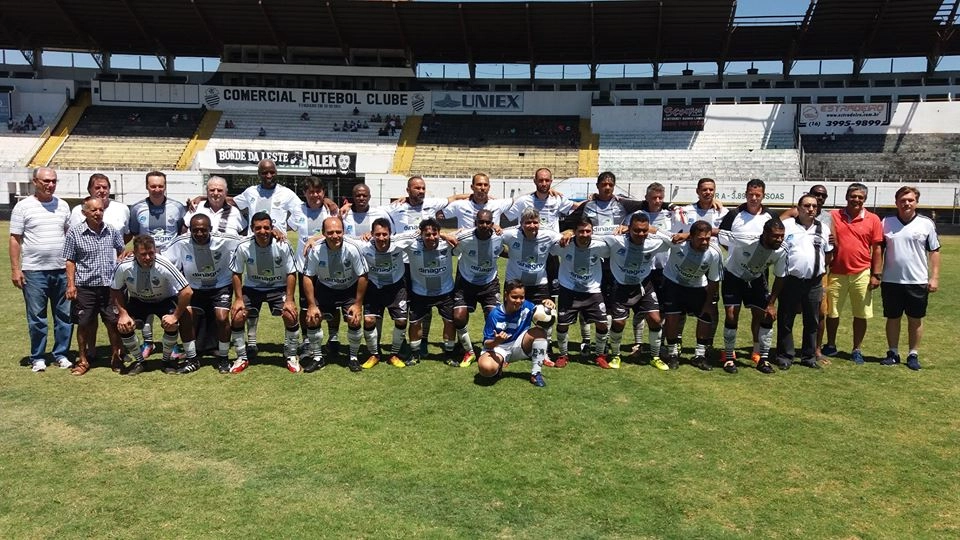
(215, 149, 356, 175)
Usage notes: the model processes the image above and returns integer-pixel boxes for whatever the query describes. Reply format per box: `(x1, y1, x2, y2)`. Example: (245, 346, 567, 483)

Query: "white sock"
(364, 326, 379, 356)
(307, 327, 324, 358)
(610, 330, 623, 356)
(649, 328, 662, 358)
(724, 327, 737, 355)
(231, 328, 247, 359)
(391, 326, 405, 355)
(458, 327, 473, 351)
(284, 327, 299, 357)
(348, 327, 362, 359)
(758, 327, 773, 358)
(558, 331, 569, 356)
(530, 338, 548, 375)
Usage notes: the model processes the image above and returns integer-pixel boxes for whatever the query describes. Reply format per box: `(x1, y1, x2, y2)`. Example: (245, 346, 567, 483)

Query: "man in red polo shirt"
(822, 183, 883, 364)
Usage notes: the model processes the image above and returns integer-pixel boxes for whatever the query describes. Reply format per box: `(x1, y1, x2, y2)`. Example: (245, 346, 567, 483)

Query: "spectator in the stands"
(353, 107, 360, 116)
(258, 127, 267, 137)
(300, 112, 310, 121)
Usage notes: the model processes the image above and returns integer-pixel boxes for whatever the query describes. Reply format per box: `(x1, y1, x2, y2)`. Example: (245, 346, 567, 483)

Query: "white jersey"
(602, 232, 673, 286)
(453, 229, 504, 286)
(881, 214, 940, 285)
(355, 238, 407, 289)
(233, 184, 302, 233)
(70, 200, 130, 235)
(303, 239, 369, 290)
(442, 198, 513, 229)
(781, 218, 833, 279)
(184, 203, 246, 237)
(671, 203, 728, 234)
(231, 237, 297, 290)
(128, 197, 186, 252)
(582, 198, 628, 236)
(393, 236, 455, 296)
(629, 203, 674, 269)
(384, 197, 449, 233)
(550, 238, 608, 294)
(501, 227, 563, 286)
(112, 254, 189, 302)
(718, 205, 776, 246)
(342, 207, 389, 238)
(164, 233, 241, 290)
(717, 230, 788, 281)
(504, 193, 575, 232)
(287, 204, 332, 268)
(663, 242, 724, 288)
(10, 196, 71, 271)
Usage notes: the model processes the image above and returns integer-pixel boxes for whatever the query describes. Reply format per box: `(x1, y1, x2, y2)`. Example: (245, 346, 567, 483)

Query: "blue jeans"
(22, 270, 73, 362)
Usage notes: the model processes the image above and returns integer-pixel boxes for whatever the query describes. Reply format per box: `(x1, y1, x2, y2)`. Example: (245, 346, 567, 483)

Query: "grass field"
(1, 222, 958, 538)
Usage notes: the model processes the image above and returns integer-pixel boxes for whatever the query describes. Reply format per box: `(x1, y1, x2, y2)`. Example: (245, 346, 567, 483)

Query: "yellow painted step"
(577, 117, 599, 178)
(177, 109, 222, 170)
(391, 115, 422, 175)
(29, 90, 91, 167)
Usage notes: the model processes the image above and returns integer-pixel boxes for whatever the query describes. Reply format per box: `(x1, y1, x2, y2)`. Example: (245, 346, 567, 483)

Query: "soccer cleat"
(176, 360, 200, 374)
(459, 350, 476, 368)
(418, 340, 428, 356)
(229, 358, 249, 374)
(542, 357, 556, 368)
(756, 359, 775, 374)
(906, 353, 921, 371)
(667, 356, 680, 370)
(881, 350, 901, 366)
(594, 354, 611, 369)
(348, 357, 362, 372)
(404, 354, 421, 367)
(246, 345, 258, 363)
(722, 360, 738, 374)
(750, 352, 762, 366)
(554, 355, 569, 368)
(55, 356, 73, 369)
(800, 358, 821, 369)
(851, 350, 865, 365)
(124, 361, 145, 376)
(778, 358, 793, 370)
(693, 355, 712, 371)
(111, 356, 126, 373)
(530, 372, 546, 387)
(161, 361, 178, 374)
(31, 360, 46, 372)
(720, 351, 737, 366)
(303, 356, 326, 373)
(171, 344, 186, 361)
(286, 356, 303, 373)
(650, 357, 669, 371)
(361, 355, 380, 369)
(328, 338, 341, 358)
(821, 344, 838, 357)
(215, 356, 231, 374)
(387, 355, 406, 368)
(609, 355, 622, 369)
(444, 356, 460, 367)
(140, 342, 155, 359)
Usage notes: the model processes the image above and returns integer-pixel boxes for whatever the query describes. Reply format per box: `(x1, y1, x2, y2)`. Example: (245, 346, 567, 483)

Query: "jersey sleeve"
(927, 220, 941, 251)
(233, 189, 250, 211)
(126, 204, 140, 235)
(111, 262, 129, 290)
(772, 250, 788, 278)
(230, 244, 246, 274)
(482, 309, 501, 343)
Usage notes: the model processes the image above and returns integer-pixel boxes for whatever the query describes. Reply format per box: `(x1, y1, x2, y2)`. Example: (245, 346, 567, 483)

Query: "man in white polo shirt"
(878, 186, 940, 371)
(10, 167, 73, 372)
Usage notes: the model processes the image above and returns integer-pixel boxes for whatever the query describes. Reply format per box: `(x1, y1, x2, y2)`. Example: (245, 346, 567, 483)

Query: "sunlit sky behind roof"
(3, 0, 958, 78)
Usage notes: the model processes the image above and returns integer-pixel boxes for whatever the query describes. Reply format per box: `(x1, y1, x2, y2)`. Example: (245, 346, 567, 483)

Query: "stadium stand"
(407, 114, 581, 178)
(48, 106, 201, 170)
(0, 129, 48, 167)
(598, 131, 802, 184)
(801, 134, 960, 182)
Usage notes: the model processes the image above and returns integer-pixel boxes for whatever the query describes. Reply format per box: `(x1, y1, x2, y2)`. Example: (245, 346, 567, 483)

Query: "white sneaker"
(31, 360, 47, 372)
(55, 356, 73, 369)
(286, 356, 302, 373)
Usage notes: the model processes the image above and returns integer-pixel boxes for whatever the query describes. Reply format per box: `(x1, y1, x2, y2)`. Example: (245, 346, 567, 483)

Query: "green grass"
(2, 222, 959, 538)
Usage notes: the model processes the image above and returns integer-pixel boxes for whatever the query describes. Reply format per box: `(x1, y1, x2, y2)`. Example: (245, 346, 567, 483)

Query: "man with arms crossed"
(878, 186, 940, 371)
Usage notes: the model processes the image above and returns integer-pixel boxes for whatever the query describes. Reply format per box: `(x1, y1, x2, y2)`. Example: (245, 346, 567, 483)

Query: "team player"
(660, 221, 724, 371)
(878, 186, 940, 370)
(477, 280, 554, 387)
(111, 235, 197, 375)
(127, 170, 187, 358)
(301, 217, 370, 373)
(392, 218, 458, 366)
(183, 176, 246, 236)
(228, 212, 299, 373)
(500, 208, 563, 305)
(451, 209, 505, 367)
(504, 168, 580, 233)
(551, 218, 612, 369)
(383, 175, 462, 233)
(287, 176, 334, 355)
(716, 219, 788, 373)
(441, 173, 514, 229)
(771, 194, 834, 370)
(601, 213, 673, 370)
(355, 218, 410, 369)
(165, 214, 242, 373)
(341, 183, 389, 239)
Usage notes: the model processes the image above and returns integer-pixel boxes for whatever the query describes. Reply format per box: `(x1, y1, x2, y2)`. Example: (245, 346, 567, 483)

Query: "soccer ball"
(533, 304, 556, 327)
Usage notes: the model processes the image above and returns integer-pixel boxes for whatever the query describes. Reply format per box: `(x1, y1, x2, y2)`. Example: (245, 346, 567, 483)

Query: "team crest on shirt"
(564, 254, 573, 261)
(185, 254, 193, 261)
(512, 242, 520, 248)
(246, 257, 254, 264)
(126, 276, 135, 283)
(743, 251, 751, 257)
(468, 250, 476, 256)
(317, 260, 327, 267)
(213, 252, 221, 260)
(151, 277, 160, 286)
(617, 248, 626, 256)
(274, 256, 282, 265)
(138, 215, 147, 223)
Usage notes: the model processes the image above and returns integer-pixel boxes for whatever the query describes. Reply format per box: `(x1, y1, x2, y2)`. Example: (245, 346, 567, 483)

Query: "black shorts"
(72, 286, 119, 326)
(881, 282, 929, 319)
(660, 279, 712, 323)
(242, 286, 288, 317)
(191, 285, 232, 317)
(314, 281, 358, 320)
(648, 268, 667, 297)
(524, 283, 553, 304)
(721, 270, 769, 310)
(126, 296, 179, 325)
(610, 281, 659, 320)
(409, 290, 455, 323)
(364, 280, 408, 321)
(557, 288, 608, 325)
(453, 275, 501, 312)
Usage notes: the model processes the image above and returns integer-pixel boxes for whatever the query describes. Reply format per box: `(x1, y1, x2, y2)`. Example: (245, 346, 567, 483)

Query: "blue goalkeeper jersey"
(483, 300, 536, 347)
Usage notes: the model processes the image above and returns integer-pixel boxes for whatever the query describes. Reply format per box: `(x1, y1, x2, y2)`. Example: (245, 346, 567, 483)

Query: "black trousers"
(776, 275, 823, 362)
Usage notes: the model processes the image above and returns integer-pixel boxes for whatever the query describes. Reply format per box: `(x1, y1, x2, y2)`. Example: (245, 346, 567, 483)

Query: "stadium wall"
(592, 104, 795, 133)
(0, 78, 72, 117)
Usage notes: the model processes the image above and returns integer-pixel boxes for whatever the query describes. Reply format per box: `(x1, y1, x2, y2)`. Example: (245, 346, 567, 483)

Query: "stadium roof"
(1, 0, 958, 75)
